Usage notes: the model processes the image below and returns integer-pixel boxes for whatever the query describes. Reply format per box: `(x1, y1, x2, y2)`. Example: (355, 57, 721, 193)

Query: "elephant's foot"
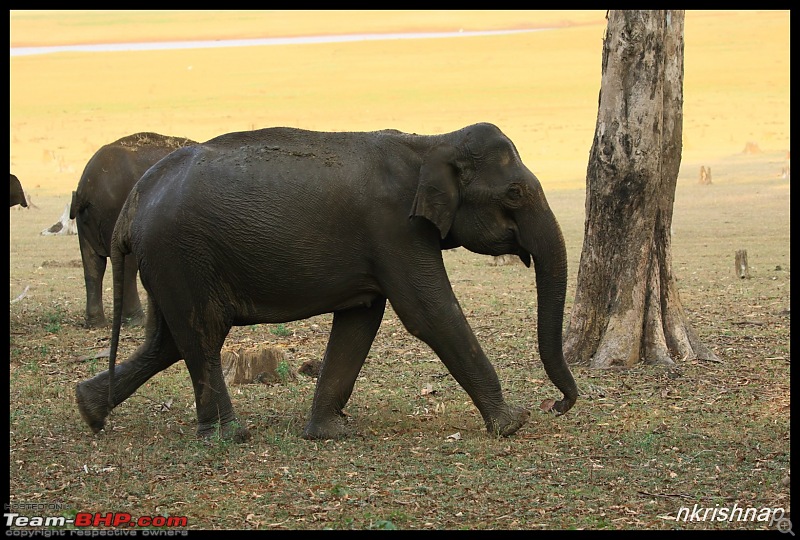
(302, 415, 353, 440)
(197, 419, 251, 443)
(75, 379, 111, 433)
(122, 308, 145, 327)
(484, 405, 530, 437)
(84, 313, 107, 328)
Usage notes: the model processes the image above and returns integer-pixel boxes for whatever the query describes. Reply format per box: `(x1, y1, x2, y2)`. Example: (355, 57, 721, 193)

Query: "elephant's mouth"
(516, 249, 532, 268)
(509, 226, 531, 267)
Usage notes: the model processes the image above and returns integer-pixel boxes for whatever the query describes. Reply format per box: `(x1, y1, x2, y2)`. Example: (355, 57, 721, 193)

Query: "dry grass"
(8, 10, 790, 531)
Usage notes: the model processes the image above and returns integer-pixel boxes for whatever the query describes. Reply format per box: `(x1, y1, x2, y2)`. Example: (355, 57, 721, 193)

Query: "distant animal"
(69, 132, 197, 327)
(75, 122, 578, 443)
(10, 174, 27, 207)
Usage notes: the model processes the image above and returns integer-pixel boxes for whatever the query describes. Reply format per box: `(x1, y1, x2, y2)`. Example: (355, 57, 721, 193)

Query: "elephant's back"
(128, 132, 370, 253)
(146, 128, 376, 196)
(78, 134, 197, 195)
(202, 126, 359, 149)
(128, 126, 424, 241)
(129, 145, 200, 211)
(111, 131, 197, 149)
(198, 126, 425, 171)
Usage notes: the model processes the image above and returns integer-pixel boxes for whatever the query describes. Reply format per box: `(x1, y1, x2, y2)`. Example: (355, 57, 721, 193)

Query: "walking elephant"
(75, 123, 578, 442)
(10, 174, 27, 207)
(70, 132, 197, 327)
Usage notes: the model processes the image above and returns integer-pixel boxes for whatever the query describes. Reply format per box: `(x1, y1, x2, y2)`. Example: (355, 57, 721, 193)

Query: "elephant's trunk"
(516, 203, 578, 414)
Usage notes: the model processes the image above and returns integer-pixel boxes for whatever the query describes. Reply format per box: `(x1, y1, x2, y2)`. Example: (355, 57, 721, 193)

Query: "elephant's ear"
(410, 144, 461, 239)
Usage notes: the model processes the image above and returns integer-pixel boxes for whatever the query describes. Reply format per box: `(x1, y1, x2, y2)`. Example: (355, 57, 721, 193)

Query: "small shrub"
(271, 323, 291, 336)
(276, 360, 291, 381)
(44, 309, 63, 333)
(369, 520, 397, 530)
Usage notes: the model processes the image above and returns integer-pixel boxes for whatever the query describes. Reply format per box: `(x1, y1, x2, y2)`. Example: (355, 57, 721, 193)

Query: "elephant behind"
(10, 174, 27, 207)
(76, 123, 578, 442)
(70, 132, 197, 327)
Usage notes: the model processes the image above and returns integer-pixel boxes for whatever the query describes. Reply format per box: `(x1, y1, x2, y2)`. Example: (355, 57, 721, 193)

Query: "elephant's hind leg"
(77, 231, 107, 328)
(75, 305, 181, 433)
(303, 299, 386, 440)
(121, 254, 144, 326)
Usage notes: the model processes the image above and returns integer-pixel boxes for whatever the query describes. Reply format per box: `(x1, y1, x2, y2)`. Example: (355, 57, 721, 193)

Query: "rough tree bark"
(564, 10, 720, 368)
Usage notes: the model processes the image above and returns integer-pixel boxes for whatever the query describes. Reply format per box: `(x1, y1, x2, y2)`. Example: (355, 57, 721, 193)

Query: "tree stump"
(40, 203, 77, 235)
(489, 254, 519, 266)
(221, 345, 294, 385)
(781, 150, 790, 179)
(742, 141, 761, 154)
(698, 165, 712, 185)
(298, 358, 322, 378)
(735, 249, 750, 279)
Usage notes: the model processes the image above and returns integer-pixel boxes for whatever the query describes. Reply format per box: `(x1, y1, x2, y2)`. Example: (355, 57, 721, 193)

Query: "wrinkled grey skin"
(69, 133, 196, 327)
(10, 174, 27, 207)
(75, 123, 578, 442)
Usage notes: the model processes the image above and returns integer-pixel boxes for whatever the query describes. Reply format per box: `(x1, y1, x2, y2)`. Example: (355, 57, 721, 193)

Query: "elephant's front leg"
(303, 299, 386, 440)
(385, 264, 529, 437)
(77, 232, 107, 327)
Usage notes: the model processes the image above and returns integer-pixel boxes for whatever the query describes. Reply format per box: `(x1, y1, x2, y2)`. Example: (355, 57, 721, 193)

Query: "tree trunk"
(40, 203, 78, 236)
(564, 10, 720, 368)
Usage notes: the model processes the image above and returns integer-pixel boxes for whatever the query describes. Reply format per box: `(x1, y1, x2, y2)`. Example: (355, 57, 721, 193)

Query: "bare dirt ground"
(9, 10, 790, 531)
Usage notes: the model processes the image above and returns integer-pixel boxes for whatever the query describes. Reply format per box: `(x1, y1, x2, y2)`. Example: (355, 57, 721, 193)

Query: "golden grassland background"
(10, 10, 790, 196)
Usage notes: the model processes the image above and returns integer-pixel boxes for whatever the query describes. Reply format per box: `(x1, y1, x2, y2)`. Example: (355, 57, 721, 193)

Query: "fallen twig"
(69, 348, 111, 363)
(637, 490, 693, 500)
(10, 285, 30, 304)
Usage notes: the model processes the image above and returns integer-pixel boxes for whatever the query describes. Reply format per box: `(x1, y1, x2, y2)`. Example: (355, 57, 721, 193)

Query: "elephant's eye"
(505, 184, 524, 204)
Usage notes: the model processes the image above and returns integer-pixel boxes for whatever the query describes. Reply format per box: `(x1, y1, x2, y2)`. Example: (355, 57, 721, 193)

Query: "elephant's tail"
(69, 191, 78, 220)
(107, 191, 138, 412)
